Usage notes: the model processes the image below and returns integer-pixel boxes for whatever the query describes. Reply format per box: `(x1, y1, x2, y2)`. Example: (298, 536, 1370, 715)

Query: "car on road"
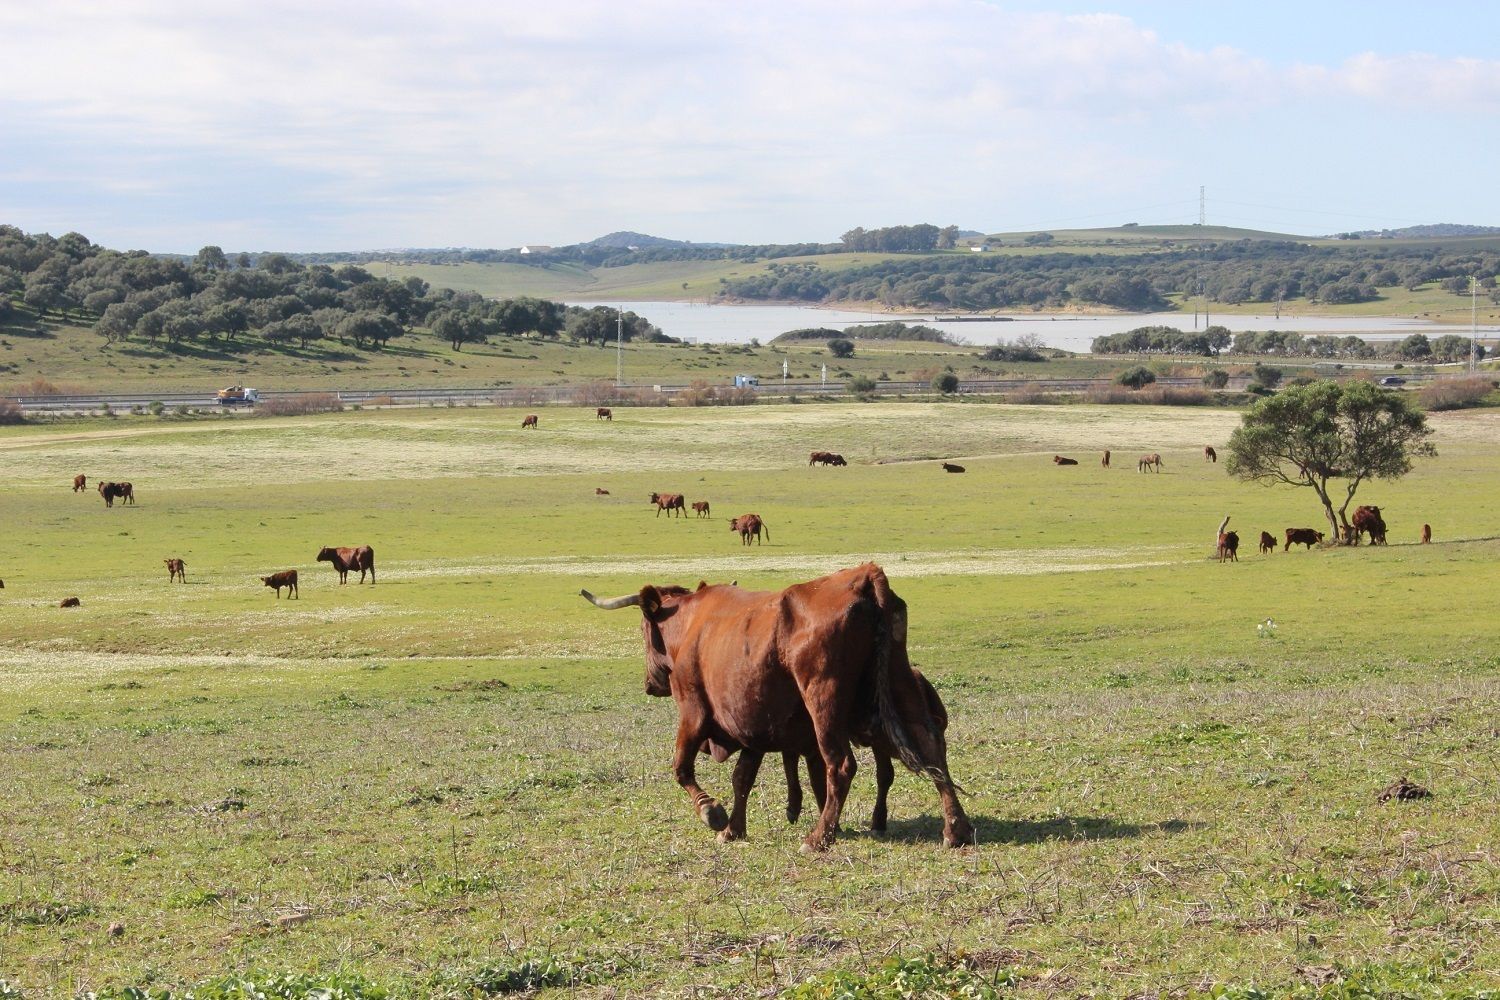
(1378, 376, 1407, 387)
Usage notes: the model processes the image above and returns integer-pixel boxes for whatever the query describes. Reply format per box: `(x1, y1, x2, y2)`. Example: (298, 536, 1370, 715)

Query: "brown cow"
(595, 488, 610, 495)
(1258, 531, 1276, 554)
(98, 481, 134, 506)
(729, 513, 768, 545)
(941, 462, 965, 473)
(72, 474, 87, 492)
(649, 492, 686, 518)
(1284, 528, 1324, 551)
(1351, 505, 1387, 546)
(1217, 530, 1239, 562)
(317, 546, 375, 584)
(809, 452, 846, 467)
(1421, 523, 1432, 544)
(1053, 455, 1078, 466)
(596, 407, 613, 421)
(692, 501, 711, 518)
(1204, 446, 1218, 463)
(59, 597, 81, 607)
(1101, 450, 1111, 468)
(521, 414, 538, 429)
(1138, 454, 1163, 473)
(261, 570, 298, 599)
(164, 558, 186, 583)
(580, 564, 972, 851)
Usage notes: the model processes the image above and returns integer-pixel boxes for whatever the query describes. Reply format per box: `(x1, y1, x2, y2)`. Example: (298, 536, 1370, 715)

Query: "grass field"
(2, 402, 1499, 998)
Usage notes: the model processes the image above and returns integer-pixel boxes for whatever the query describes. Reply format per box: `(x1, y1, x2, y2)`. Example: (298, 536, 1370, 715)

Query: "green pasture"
(2, 403, 1498, 997)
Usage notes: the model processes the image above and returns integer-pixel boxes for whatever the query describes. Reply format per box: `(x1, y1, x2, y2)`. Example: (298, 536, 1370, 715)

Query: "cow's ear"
(695, 580, 707, 591)
(640, 585, 663, 617)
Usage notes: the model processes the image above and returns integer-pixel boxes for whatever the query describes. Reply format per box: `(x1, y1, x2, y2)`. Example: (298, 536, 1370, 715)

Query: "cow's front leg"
(782, 752, 803, 823)
(871, 752, 895, 832)
(803, 737, 855, 853)
(672, 716, 728, 832)
(719, 750, 763, 842)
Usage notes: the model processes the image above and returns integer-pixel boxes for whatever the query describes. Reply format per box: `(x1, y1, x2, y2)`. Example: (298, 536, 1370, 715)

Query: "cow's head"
(316, 547, 334, 562)
(581, 583, 698, 696)
(648, 492, 660, 504)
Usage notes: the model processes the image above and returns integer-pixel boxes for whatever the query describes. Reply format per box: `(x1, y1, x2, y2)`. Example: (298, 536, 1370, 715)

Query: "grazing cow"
(809, 451, 847, 467)
(729, 513, 769, 546)
(596, 407, 613, 421)
(72, 474, 87, 492)
(579, 564, 973, 851)
(1204, 446, 1218, 463)
(595, 488, 610, 495)
(1421, 523, 1432, 544)
(316, 545, 375, 584)
(1258, 531, 1277, 555)
(692, 501, 711, 518)
(1138, 454, 1163, 473)
(1053, 455, 1078, 466)
(1101, 450, 1110, 468)
(649, 492, 686, 518)
(1351, 505, 1387, 546)
(521, 414, 538, 429)
(98, 481, 134, 507)
(941, 462, 965, 473)
(1283, 528, 1324, 551)
(59, 597, 81, 607)
(261, 570, 298, 599)
(164, 558, 186, 583)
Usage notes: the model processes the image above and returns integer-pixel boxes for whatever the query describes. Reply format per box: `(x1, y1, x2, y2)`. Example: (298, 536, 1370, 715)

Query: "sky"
(1, 1, 1497, 252)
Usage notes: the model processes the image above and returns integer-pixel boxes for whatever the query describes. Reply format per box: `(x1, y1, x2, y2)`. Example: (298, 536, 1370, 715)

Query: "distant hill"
(583, 231, 738, 250)
(1337, 224, 1500, 239)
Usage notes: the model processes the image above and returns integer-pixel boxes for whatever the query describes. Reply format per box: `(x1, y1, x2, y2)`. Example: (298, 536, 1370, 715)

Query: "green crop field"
(2, 402, 1498, 998)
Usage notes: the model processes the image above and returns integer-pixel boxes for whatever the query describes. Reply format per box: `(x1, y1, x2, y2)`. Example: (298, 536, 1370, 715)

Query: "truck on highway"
(215, 385, 260, 407)
(732, 374, 760, 388)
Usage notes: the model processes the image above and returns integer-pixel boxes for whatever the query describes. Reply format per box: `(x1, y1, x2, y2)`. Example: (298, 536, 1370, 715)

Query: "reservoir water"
(577, 301, 1490, 350)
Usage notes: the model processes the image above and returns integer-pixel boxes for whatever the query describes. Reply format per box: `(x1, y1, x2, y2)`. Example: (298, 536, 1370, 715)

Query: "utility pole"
(1199, 185, 1206, 226)
(616, 308, 623, 387)
(1472, 276, 1480, 373)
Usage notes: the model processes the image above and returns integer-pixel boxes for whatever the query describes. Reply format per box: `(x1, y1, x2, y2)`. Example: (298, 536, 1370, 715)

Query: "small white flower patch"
(1256, 617, 1278, 639)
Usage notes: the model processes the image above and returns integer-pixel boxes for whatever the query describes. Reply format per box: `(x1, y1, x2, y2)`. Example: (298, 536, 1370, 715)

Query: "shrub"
(846, 375, 878, 398)
(981, 336, 1048, 363)
(826, 337, 855, 358)
(931, 371, 961, 394)
(1115, 366, 1156, 389)
(570, 381, 617, 407)
(1201, 368, 1230, 389)
(0, 398, 24, 425)
(1251, 363, 1283, 389)
(1005, 386, 1065, 405)
(1420, 376, 1497, 411)
(148, 400, 165, 416)
(671, 381, 757, 406)
(255, 393, 343, 416)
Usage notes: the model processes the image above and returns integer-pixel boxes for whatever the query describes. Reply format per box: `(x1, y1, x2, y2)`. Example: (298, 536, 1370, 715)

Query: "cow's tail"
(869, 568, 963, 791)
(760, 520, 769, 542)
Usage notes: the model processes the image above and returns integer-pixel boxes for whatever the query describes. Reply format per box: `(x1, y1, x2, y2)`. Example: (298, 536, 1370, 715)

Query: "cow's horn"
(580, 588, 641, 610)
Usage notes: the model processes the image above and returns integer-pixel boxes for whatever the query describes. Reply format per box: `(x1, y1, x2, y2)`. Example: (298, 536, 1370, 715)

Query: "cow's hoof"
(785, 805, 801, 824)
(943, 821, 975, 848)
(799, 834, 832, 854)
(701, 802, 729, 832)
(716, 827, 745, 844)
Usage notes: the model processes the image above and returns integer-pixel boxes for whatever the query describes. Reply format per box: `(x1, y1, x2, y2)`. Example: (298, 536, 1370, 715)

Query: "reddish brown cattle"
(1053, 455, 1078, 466)
(1258, 531, 1276, 554)
(1217, 530, 1239, 562)
(72, 474, 87, 492)
(1204, 446, 1218, 463)
(692, 501, 711, 518)
(809, 452, 846, 467)
(1421, 523, 1431, 544)
(261, 570, 298, 599)
(649, 492, 686, 518)
(164, 558, 186, 583)
(729, 513, 768, 545)
(98, 481, 134, 506)
(595, 488, 610, 495)
(1351, 505, 1387, 545)
(1138, 453, 1163, 473)
(1101, 450, 1111, 468)
(580, 564, 972, 851)
(941, 462, 965, 473)
(521, 414, 538, 429)
(596, 407, 613, 421)
(59, 597, 81, 607)
(317, 545, 375, 584)
(1284, 528, 1324, 551)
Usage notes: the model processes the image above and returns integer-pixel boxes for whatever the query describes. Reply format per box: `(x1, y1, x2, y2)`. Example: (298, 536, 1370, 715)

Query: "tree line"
(1091, 324, 1486, 362)
(0, 225, 667, 355)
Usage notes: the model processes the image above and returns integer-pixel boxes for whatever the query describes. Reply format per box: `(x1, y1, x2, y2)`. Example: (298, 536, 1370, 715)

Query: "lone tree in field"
(1226, 381, 1434, 542)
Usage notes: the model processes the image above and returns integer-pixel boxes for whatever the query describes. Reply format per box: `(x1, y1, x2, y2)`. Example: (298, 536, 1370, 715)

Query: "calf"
(1204, 446, 1218, 463)
(59, 597, 81, 608)
(1217, 530, 1239, 562)
(729, 514, 768, 545)
(692, 501, 711, 518)
(596, 407, 613, 421)
(1420, 523, 1431, 544)
(1101, 450, 1110, 468)
(1052, 455, 1078, 466)
(72, 474, 87, 492)
(164, 558, 186, 583)
(595, 488, 610, 495)
(940, 462, 965, 473)
(1258, 531, 1276, 554)
(521, 414, 538, 429)
(261, 570, 298, 599)
(1283, 528, 1324, 551)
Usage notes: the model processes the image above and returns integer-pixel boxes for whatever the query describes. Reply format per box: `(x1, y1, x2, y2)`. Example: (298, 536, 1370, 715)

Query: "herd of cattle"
(22, 417, 1441, 854)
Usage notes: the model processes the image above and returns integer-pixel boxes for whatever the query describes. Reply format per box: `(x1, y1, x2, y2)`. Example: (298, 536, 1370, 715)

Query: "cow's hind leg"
(783, 752, 803, 823)
(671, 714, 729, 833)
(803, 727, 856, 852)
(719, 750, 764, 843)
(871, 752, 895, 832)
